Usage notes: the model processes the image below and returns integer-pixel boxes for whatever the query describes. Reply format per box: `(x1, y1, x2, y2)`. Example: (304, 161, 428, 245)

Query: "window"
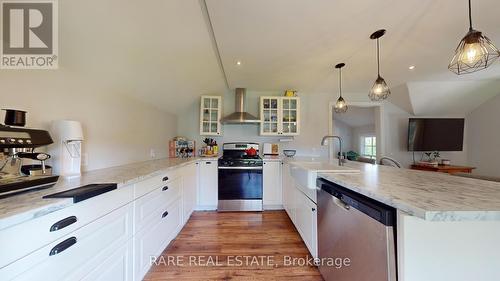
(363, 136, 376, 158)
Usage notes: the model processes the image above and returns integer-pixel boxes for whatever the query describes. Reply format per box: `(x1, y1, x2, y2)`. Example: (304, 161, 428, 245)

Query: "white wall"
(332, 119, 353, 156)
(1, 72, 177, 172)
(352, 124, 376, 155)
(466, 93, 500, 177)
(177, 90, 372, 157)
(382, 102, 468, 168)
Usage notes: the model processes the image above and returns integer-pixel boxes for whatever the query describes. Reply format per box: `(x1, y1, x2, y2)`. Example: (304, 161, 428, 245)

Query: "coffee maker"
(0, 109, 59, 196)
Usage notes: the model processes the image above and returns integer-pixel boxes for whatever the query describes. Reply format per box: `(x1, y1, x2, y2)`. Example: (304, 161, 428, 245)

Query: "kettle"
(245, 147, 257, 156)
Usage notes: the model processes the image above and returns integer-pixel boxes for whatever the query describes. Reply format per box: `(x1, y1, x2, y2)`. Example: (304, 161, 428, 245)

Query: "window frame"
(362, 136, 377, 159)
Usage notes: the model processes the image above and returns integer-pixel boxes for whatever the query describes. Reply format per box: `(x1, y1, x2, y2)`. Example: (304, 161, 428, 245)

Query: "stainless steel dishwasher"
(316, 178, 397, 281)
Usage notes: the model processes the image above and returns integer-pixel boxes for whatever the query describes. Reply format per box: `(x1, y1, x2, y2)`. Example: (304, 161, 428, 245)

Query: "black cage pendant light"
(334, 63, 348, 113)
(369, 29, 391, 101)
(448, 0, 500, 75)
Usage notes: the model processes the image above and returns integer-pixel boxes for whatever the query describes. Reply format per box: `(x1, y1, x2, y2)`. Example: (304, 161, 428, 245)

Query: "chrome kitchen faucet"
(321, 135, 344, 166)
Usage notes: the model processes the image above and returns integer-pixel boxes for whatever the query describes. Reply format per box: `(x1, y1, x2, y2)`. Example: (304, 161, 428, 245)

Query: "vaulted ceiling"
(58, 0, 500, 115)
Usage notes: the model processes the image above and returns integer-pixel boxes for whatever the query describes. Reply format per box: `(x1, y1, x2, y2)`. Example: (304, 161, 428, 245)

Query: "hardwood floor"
(144, 211, 323, 281)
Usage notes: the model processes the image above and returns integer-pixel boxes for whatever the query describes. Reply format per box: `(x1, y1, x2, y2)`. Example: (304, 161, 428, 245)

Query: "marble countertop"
(315, 160, 500, 221)
(0, 157, 218, 230)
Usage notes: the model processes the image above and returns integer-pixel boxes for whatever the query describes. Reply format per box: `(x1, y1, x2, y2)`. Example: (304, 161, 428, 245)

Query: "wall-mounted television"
(408, 118, 464, 151)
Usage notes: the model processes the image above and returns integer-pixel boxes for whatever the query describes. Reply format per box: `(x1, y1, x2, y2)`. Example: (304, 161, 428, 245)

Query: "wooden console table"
(410, 164, 475, 174)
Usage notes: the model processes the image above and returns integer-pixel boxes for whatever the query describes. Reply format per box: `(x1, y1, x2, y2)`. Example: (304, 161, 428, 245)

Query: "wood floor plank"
(144, 211, 323, 281)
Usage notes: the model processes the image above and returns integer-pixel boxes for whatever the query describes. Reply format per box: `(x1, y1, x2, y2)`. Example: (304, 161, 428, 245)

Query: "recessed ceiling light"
(236, 61, 242, 66)
(408, 65, 415, 70)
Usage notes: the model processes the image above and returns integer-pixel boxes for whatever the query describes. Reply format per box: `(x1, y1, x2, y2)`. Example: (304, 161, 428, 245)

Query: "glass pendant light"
(369, 29, 391, 101)
(334, 63, 348, 113)
(448, 0, 500, 75)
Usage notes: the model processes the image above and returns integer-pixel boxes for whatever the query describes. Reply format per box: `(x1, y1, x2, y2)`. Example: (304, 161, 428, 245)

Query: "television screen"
(408, 118, 464, 151)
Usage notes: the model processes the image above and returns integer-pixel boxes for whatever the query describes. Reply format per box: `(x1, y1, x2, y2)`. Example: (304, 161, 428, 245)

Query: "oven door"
(218, 166, 263, 211)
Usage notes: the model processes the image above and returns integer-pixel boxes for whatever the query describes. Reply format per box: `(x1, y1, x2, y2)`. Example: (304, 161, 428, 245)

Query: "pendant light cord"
(468, 0, 473, 30)
(376, 38, 380, 77)
(339, 68, 342, 97)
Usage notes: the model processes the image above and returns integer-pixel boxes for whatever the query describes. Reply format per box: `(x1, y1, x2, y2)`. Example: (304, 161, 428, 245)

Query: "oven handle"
(218, 166, 263, 170)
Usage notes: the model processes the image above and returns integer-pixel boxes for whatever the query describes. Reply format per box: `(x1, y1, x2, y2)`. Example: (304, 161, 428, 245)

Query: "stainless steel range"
(218, 143, 263, 211)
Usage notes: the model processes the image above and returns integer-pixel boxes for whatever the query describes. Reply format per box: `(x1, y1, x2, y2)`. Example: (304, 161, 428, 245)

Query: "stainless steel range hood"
(221, 88, 261, 124)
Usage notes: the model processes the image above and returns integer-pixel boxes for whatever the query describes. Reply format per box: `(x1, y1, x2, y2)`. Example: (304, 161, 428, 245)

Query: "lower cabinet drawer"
(0, 202, 134, 281)
(0, 184, 134, 269)
(134, 198, 182, 281)
(134, 176, 182, 233)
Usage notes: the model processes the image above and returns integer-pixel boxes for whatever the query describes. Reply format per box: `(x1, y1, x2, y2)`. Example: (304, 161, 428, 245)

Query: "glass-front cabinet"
(260, 96, 300, 136)
(200, 96, 222, 136)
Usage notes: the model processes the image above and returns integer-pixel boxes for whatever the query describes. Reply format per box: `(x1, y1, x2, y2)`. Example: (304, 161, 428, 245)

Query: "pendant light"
(334, 63, 348, 113)
(448, 0, 500, 75)
(369, 29, 391, 101)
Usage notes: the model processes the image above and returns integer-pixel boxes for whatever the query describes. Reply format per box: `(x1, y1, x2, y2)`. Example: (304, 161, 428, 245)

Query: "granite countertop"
(0, 157, 218, 230)
(316, 160, 500, 221)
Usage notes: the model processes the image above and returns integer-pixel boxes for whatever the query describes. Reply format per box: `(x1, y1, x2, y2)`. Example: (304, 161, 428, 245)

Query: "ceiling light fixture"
(369, 29, 391, 101)
(334, 63, 348, 114)
(448, 0, 500, 75)
(236, 61, 242, 66)
(409, 65, 416, 70)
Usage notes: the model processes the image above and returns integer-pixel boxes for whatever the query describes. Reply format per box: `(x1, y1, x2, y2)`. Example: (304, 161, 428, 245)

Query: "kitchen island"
(289, 159, 500, 281)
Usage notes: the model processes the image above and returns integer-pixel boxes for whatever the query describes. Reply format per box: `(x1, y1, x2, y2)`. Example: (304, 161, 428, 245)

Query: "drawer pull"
(162, 186, 169, 191)
(206, 162, 212, 164)
(50, 216, 77, 232)
(162, 211, 169, 218)
(49, 237, 77, 256)
(162, 176, 169, 182)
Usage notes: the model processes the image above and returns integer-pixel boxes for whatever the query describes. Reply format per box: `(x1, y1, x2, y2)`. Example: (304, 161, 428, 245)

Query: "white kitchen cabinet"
(263, 160, 283, 209)
(0, 202, 134, 281)
(133, 198, 182, 281)
(295, 188, 318, 258)
(282, 163, 295, 220)
(81, 239, 133, 281)
(182, 162, 198, 223)
(260, 96, 300, 136)
(197, 160, 218, 210)
(200, 95, 222, 136)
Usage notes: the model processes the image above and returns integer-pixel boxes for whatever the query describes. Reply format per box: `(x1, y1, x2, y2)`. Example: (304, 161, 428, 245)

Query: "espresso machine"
(0, 109, 59, 196)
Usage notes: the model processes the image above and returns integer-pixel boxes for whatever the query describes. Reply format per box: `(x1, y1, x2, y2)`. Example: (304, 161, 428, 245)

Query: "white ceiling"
(206, 0, 500, 93)
(333, 106, 375, 127)
(51, 0, 500, 115)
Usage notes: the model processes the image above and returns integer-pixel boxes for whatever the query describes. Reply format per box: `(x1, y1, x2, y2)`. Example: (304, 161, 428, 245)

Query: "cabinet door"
(260, 97, 280, 135)
(197, 160, 218, 210)
(134, 198, 182, 281)
(81, 239, 133, 281)
(182, 162, 198, 223)
(200, 96, 222, 136)
(295, 189, 318, 258)
(263, 161, 283, 209)
(281, 97, 300, 136)
(282, 163, 295, 220)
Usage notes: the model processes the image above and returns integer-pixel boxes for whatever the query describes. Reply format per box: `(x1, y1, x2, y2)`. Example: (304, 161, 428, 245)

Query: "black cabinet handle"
(50, 216, 77, 232)
(312, 208, 316, 212)
(162, 186, 169, 191)
(162, 176, 169, 182)
(162, 211, 169, 218)
(206, 162, 212, 164)
(49, 237, 77, 256)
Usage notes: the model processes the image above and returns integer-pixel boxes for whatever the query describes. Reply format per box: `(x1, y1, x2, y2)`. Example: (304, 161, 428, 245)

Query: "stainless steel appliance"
(218, 143, 263, 211)
(0, 118, 59, 196)
(220, 88, 260, 124)
(316, 178, 397, 281)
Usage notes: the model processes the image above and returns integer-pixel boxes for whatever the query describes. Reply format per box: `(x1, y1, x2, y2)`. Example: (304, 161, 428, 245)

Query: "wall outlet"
(150, 149, 156, 159)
